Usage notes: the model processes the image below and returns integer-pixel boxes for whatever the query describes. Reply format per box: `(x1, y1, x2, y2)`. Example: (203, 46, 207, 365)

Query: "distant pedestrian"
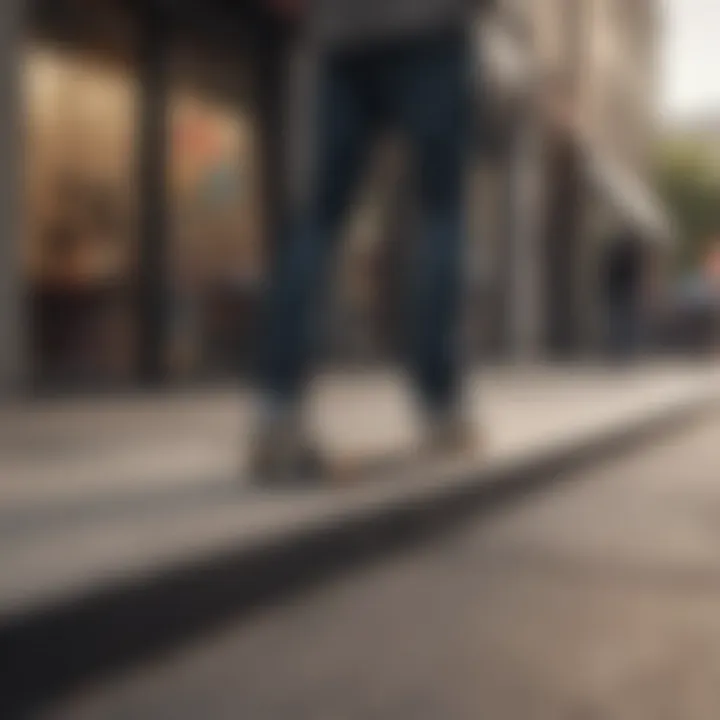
(602, 228, 645, 361)
(252, 0, 483, 480)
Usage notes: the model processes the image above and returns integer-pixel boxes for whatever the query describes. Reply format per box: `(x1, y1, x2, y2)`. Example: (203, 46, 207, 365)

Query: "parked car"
(659, 276, 720, 354)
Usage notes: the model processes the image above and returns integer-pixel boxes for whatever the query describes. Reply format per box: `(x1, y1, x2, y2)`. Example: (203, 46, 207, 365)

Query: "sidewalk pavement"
(2, 362, 720, 715)
(1, 362, 718, 618)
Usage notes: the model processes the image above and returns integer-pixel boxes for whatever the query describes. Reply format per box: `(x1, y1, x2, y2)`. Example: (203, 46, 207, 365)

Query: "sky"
(662, 0, 720, 119)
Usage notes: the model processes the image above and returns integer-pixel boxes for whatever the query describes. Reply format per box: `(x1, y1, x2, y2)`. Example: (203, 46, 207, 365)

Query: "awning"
(583, 148, 675, 247)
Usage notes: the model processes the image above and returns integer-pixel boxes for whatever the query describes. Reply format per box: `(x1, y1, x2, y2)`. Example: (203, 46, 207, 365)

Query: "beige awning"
(584, 148, 675, 247)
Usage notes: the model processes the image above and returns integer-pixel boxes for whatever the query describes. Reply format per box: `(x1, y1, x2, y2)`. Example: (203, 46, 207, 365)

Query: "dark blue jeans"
(260, 31, 469, 413)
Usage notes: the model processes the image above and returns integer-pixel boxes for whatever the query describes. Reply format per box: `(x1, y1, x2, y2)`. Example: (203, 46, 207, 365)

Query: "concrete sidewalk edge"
(1, 390, 717, 716)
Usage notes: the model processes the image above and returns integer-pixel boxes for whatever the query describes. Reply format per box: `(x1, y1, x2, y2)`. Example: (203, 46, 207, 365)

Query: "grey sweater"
(308, 0, 477, 48)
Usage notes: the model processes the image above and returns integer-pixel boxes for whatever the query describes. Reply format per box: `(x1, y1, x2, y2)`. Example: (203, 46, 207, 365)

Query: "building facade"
(0, 0, 291, 396)
(482, 0, 669, 360)
(0, 0, 668, 399)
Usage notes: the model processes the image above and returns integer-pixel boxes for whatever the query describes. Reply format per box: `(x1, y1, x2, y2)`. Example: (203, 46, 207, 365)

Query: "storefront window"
(168, 91, 264, 379)
(25, 46, 138, 386)
(24, 42, 266, 387)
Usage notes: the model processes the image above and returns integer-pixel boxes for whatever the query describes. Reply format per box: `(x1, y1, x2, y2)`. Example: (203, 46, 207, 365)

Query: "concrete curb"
(1, 390, 717, 717)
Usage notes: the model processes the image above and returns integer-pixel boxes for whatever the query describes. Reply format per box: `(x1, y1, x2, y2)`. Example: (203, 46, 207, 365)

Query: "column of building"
(135, 7, 171, 385)
(503, 111, 545, 362)
(0, 0, 24, 398)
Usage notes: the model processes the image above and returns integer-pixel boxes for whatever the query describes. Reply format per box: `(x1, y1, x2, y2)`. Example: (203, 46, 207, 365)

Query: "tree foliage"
(655, 138, 720, 271)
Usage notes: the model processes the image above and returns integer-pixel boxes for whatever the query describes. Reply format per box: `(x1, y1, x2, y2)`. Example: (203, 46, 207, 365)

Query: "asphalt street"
(43, 414, 720, 720)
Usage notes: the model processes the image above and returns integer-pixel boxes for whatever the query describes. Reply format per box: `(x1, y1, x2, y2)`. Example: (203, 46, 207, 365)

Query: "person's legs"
(392, 33, 469, 427)
(254, 52, 373, 477)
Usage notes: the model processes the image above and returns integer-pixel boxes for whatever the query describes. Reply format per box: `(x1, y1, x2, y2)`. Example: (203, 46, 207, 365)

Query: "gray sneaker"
(422, 410, 478, 460)
(249, 416, 325, 486)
